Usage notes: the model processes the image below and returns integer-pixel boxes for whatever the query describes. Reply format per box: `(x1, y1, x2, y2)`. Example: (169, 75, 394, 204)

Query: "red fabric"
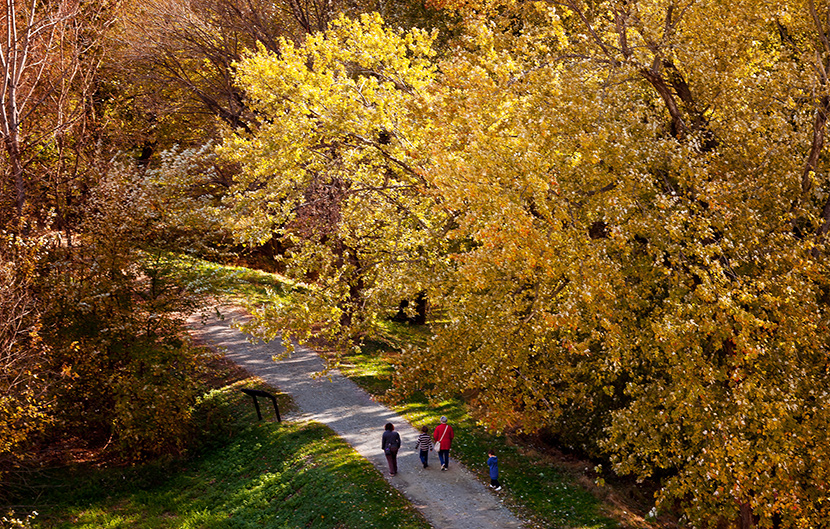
(433, 423, 455, 450)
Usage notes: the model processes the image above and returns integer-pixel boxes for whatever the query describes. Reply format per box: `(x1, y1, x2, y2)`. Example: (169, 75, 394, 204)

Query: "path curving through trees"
(188, 305, 527, 529)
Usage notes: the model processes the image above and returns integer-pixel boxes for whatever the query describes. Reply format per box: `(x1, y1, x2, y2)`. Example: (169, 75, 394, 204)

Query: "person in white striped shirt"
(413, 425, 434, 468)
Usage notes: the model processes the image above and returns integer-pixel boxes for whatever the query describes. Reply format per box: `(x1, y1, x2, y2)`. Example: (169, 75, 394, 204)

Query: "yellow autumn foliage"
(224, 4, 830, 526)
(0, 236, 50, 486)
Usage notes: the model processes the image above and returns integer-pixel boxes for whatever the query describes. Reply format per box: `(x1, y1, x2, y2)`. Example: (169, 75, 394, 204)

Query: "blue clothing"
(438, 449, 450, 468)
(488, 455, 499, 479)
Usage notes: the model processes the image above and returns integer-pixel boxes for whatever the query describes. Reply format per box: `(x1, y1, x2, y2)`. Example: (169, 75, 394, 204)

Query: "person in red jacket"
(433, 416, 455, 470)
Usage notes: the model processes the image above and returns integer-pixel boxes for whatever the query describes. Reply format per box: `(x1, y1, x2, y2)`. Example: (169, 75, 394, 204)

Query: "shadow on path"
(188, 306, 527, 529)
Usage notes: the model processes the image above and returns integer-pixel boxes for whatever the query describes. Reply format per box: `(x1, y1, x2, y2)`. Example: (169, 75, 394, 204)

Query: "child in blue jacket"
(487, 449, 501, 491)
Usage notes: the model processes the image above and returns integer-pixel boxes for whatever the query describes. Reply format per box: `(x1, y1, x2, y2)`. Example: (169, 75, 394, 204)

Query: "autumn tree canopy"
(225, 3, 830, 526)
(221, 13, 446, 349)
(2, 0, 829, 525)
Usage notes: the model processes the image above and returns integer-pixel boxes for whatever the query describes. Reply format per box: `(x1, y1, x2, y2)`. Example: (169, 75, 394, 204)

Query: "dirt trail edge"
(188, 306, 527, 529)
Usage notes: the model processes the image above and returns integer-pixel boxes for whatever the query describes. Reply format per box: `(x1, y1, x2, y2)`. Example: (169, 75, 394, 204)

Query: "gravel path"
(188, 306, 527, 529)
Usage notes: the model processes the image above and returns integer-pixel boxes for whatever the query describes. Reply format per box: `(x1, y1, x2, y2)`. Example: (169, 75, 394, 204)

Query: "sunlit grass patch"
(374, 318, 432, 347)
(338, 346, 396, 394)
(19, 380, 429, 529)
(147, 251, 296, 306)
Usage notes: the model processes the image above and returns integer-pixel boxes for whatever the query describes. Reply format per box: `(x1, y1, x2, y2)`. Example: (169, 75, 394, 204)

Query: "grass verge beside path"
(164, 254, 649, 528)
(160, 252, 292, 306)
(12, 358, 429, 529)
(340, 342, 625, 529)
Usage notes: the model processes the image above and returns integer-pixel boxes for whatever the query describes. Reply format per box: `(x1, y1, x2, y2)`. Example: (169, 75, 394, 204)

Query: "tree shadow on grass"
(22, 422, 429, 529)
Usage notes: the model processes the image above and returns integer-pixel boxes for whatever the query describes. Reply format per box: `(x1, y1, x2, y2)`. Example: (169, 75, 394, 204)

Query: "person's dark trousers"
(386, 452, 398, 475)
(438, 449, 450, 468)
(419, 450, 429, 467)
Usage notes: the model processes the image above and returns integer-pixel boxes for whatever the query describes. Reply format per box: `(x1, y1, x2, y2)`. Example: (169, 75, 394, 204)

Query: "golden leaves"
(220, 6, 830, 524)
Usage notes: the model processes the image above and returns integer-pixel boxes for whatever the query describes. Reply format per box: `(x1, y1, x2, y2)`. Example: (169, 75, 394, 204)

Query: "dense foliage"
(0, 236, 50, 485)
(39, 166, 205, 459)
(4, 0, 830, 526)
(223, 4, 830, 527)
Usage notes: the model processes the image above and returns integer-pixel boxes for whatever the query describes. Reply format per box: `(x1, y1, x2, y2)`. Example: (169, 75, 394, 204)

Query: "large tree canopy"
(225, 2, 830, 526)
(0, 0, 452, 487)
(221, 13, 446, 348)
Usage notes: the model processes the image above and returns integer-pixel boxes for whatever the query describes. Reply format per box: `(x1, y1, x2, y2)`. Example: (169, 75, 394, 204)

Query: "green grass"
(137, 255, 632, 528)
(12, 375, 429, 529)
(340, 348, 620, 529)
(149, 251, 295, 306)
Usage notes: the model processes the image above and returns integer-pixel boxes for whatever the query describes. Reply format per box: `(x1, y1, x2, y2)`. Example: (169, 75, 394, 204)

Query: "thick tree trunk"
(640, 65, 718, 151)
(639, 68, 688, 140)
(739, 501, 754, 529)
(801, 96, 830, 251)
(818, 196, 830, 238)
(802, 95, 830, 198)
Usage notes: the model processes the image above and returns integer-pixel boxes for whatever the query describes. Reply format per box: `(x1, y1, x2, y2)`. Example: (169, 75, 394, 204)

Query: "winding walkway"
(187, 306, 527, 529)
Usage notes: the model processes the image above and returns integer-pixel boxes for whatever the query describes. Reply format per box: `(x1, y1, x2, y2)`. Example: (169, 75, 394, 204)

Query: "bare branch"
(546, 0, 621, 66)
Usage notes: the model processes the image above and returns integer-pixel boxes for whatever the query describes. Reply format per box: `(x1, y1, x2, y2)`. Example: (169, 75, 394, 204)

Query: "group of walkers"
(380, 416, 501, 491)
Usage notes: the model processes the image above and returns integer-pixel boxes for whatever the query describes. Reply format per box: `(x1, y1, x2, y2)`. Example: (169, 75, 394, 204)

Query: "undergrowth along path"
(188, 306, 527, 529)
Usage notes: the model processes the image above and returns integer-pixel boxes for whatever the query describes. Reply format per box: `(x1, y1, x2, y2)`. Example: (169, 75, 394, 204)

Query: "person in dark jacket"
(381, 422, 402, 476)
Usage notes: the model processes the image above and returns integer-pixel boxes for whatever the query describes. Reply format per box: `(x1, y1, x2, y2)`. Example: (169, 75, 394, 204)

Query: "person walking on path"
(382, 422, 402, 476)
(188, 305, 527, 529)
(487, 449, 501, 491)
(434, 416, 455, 471)
(414, 426, 434, 468)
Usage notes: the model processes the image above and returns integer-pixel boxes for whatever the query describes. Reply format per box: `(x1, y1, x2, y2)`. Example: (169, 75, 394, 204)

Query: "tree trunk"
(4, 134, 25, 228)
(801, 94, 830, 199)
(739, 501, 754, 529)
